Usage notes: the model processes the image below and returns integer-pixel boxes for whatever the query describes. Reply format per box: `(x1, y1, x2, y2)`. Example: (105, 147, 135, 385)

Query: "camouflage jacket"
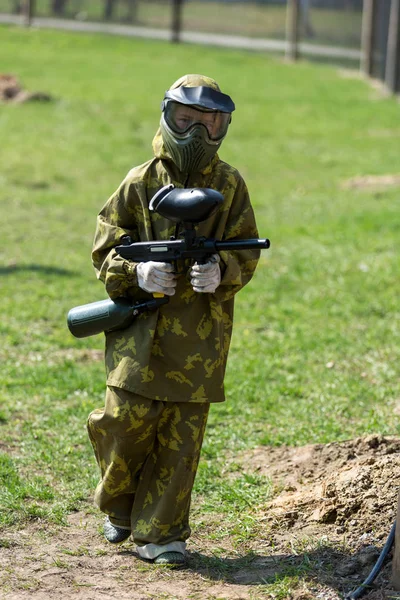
(92, 130, 260, 403)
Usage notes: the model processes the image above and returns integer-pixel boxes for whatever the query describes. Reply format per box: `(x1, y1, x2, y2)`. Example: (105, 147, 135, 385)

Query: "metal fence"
(0, 1, 399, 92)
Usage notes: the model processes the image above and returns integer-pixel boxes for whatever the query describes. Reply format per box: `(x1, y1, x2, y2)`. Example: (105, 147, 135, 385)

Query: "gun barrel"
(215, 238, 270, 251)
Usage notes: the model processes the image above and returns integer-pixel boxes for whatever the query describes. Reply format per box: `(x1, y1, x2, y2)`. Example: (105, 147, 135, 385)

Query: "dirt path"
(1, 435, 399, 599)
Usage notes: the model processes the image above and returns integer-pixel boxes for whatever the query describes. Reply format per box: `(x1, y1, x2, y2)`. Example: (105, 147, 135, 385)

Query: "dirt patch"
(1, 436, 399, 599)
(40, 347, 104, 365)
(0, 74, 53, 104)
(0, 348, 103, 366)
(341, 174, 400, 191)
(247, 435, 398, 538)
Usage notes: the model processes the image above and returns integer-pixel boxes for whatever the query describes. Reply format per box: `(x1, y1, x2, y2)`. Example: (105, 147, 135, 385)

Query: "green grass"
(0, 22, 399, 594)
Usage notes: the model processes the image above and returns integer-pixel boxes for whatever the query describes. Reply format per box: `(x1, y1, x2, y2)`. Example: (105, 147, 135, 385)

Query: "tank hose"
(346, 521, 396, 599)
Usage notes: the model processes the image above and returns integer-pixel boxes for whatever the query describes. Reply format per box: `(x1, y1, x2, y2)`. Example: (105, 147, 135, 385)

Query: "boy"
(88, 74, 260, 565)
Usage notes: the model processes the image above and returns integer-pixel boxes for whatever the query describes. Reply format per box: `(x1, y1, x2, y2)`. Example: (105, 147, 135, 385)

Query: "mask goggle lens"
(164, 101, 231, 141)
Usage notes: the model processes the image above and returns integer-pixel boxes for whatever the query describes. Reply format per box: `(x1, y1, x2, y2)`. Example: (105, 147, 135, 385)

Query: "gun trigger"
(120, 235, 133, 245)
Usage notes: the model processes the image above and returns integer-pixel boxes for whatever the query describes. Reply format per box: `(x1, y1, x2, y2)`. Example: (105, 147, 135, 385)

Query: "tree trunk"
(360, 0, 375, 76)
(23, 0, 34, 24)
(286, 0, 300, 60)
(171, 0, 183, 43)
(126, 0, 138, 23)
(104, 0, 115, 20)
(51, 0, 68, 15)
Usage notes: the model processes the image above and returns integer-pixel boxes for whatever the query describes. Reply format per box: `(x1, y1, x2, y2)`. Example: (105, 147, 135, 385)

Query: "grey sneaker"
(103, 517, 131, 544)
(154, 551, 186, 566)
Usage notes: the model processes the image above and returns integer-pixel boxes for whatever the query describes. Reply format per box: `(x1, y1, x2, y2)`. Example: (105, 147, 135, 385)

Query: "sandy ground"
(1, 434, 400, 600)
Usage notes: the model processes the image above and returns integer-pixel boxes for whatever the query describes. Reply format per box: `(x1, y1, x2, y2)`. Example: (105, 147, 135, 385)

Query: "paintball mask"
(160, 85, 235, 174)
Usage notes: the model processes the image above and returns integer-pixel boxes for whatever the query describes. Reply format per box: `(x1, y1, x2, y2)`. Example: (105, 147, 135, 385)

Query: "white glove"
(190, 254, 221, 294)
(136, 261, 177, 296)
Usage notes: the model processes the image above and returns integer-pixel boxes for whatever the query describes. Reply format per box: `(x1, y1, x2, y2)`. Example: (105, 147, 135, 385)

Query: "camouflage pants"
(87, 386, 209, 546)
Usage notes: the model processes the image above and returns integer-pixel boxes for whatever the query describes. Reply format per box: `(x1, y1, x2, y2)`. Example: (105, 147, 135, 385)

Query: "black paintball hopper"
(149, 184, 224, 224)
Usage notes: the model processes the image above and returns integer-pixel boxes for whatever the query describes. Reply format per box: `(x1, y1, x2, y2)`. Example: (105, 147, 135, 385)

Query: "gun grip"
(153, 293, 165, 298)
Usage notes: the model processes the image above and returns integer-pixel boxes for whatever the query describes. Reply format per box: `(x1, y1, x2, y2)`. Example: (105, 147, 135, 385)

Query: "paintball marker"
(67, 185, 270, 338)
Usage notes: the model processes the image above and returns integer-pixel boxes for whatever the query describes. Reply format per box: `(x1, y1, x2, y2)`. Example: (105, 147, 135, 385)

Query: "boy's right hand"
(136, 261, 177, 296)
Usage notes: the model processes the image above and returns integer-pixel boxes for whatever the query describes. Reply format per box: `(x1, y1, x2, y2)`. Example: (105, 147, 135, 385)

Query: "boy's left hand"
(190, 254, 221, 293)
